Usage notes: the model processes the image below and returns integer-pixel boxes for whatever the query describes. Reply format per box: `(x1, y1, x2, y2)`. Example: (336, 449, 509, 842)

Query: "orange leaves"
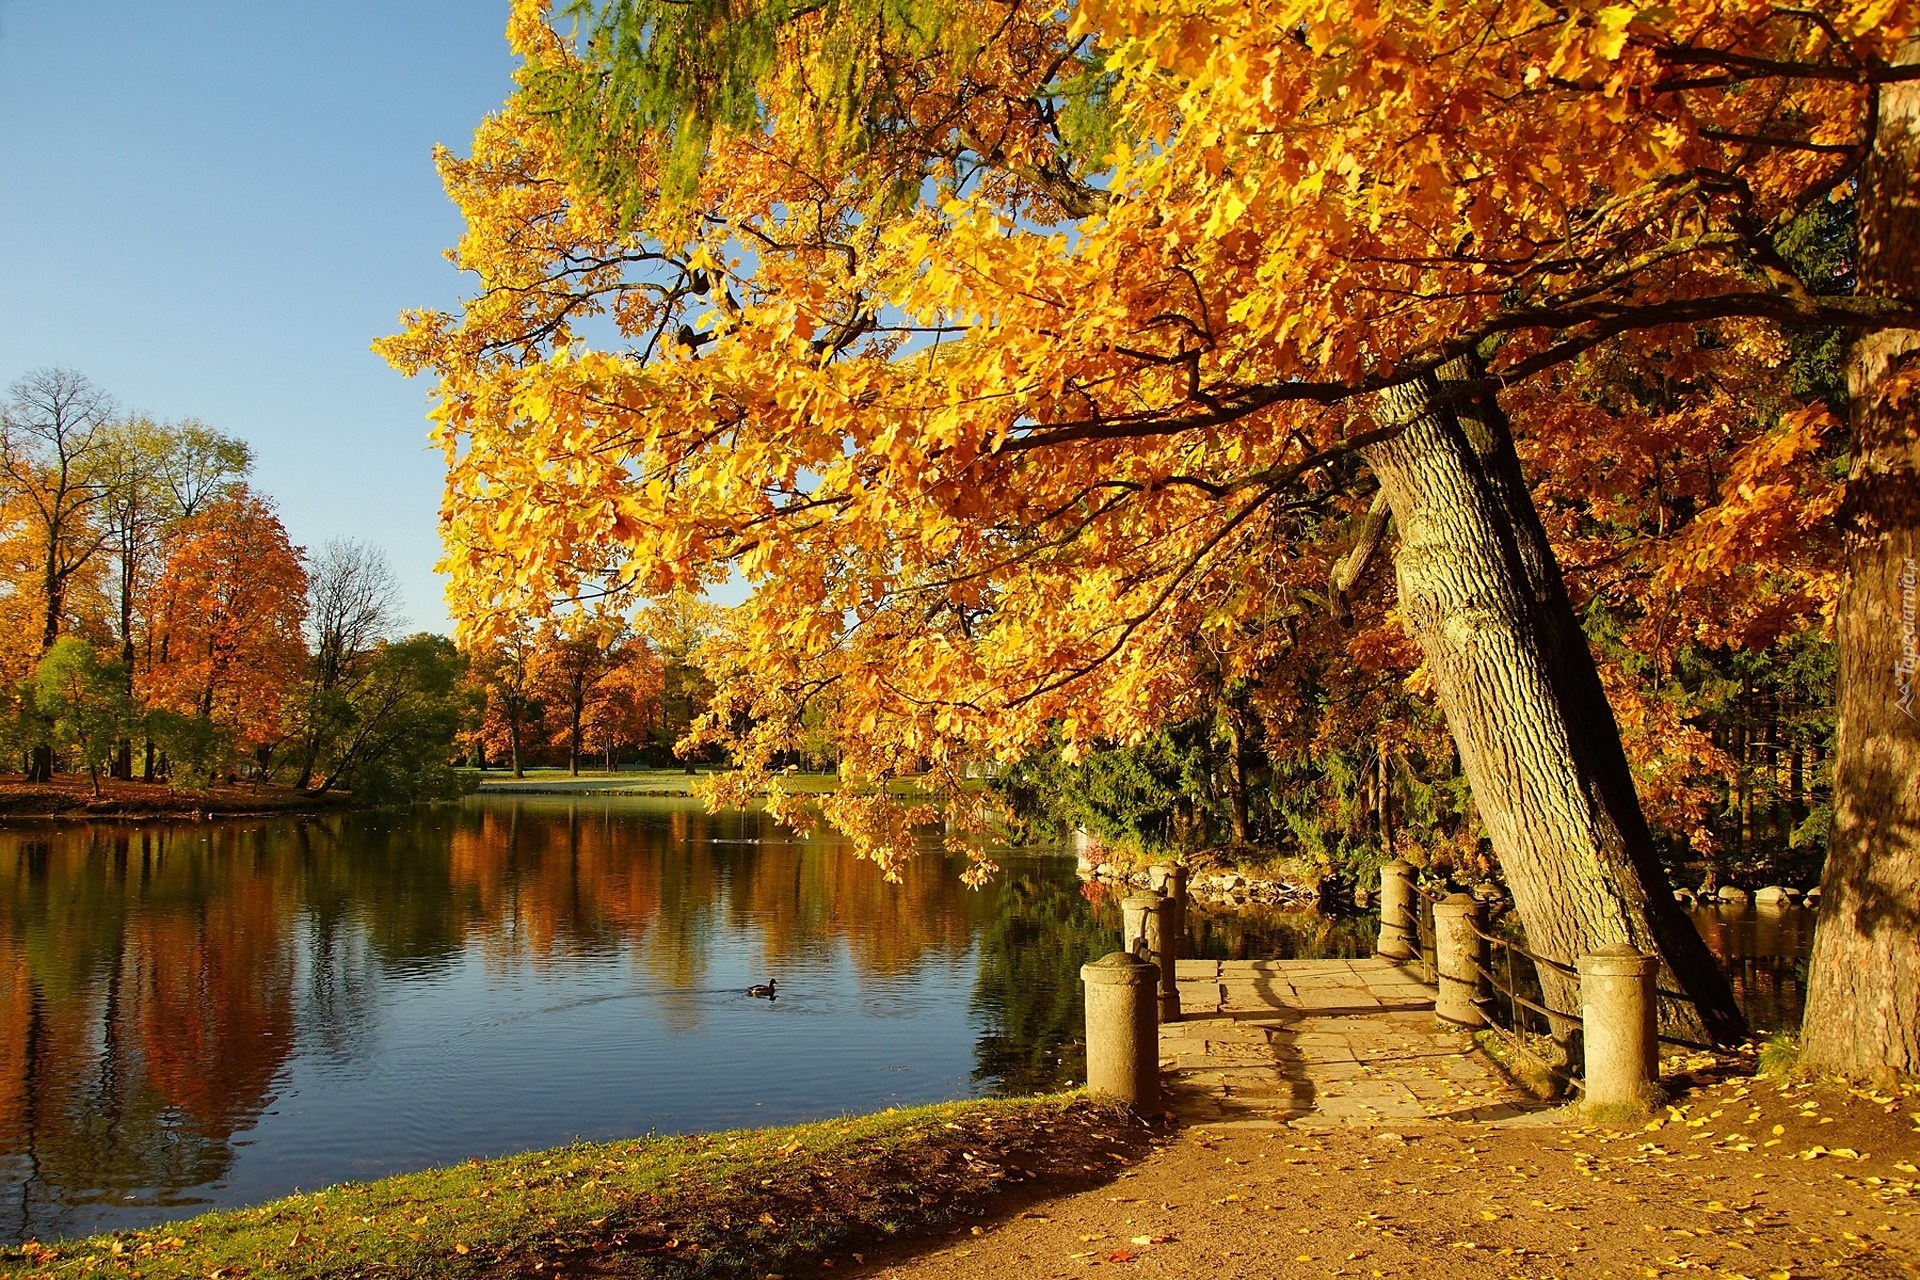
(1651, 406, 1844, 651)
(382, 0, 1906, 868)
(139, 488, 308, 751)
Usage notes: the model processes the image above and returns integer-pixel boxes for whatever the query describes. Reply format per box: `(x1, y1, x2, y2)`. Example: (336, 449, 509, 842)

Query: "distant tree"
(533, 614, 630, 775)
(584, 639, 664, 770)
(294, 539, 404, 788)
(33, 638, 133, 796)
(0, 486, 44, 692)
(471, 622, 542, 777)
(307, 634, 474, 802)
(96, 415, 252, 776)
(141, 489, 308, 776)
(638, 592, 717, 770)
(1, 368, 117, 779)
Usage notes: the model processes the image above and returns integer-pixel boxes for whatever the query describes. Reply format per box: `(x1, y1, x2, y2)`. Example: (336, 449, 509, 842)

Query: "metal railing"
(1407, 885, 1719, 1061)
(1412, 890, 1583, 1083)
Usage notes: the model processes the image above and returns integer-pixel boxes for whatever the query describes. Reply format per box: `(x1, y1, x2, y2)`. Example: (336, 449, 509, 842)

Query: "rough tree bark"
(1802, 40, 1920, 1078)
(1221, 704, 1250, 845)
(1364, 373, 1746, 1045)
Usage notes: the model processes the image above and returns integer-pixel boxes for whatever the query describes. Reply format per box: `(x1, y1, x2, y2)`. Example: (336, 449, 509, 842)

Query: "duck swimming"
(746, 979, 777, 999)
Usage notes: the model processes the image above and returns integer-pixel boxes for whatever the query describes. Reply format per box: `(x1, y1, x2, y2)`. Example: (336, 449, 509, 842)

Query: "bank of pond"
(0, 797, 1813, 1246)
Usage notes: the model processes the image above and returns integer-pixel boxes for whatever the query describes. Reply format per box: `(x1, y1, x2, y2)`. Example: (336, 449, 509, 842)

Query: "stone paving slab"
(1160, 956, 1540, 1128)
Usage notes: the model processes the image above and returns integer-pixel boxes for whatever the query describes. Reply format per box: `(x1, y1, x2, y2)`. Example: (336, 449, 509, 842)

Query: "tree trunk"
(114, 539, 137, 779)
(508, 699, 525, 778)
(1364, 370, 1745, 1044)
(1222, 705, 1249, 845)
(1801, 39, 1920, 1078)
(569, 675, 584, 777)
(41, 555, 63, 651)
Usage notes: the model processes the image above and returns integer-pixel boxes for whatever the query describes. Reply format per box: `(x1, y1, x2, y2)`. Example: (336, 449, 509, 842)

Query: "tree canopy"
(384, 0, 1920, 1069)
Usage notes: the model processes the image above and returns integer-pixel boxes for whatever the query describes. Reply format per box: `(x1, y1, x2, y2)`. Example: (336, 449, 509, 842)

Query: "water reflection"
(0, 800, 1072, 1243)
(0, 799, 1415, 1245)
(1687, 903, 1818, 1033)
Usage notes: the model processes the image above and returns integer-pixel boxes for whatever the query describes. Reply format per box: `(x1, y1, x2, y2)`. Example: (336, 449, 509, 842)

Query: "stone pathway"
(1162, 957, 1547, 1128)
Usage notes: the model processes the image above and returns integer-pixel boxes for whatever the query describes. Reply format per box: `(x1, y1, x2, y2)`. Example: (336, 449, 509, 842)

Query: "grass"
(2, 1095, 1148, 1280)
(1758, 1030, 1802, 1079)
(1474, 1026, 1574, 1101)
(472, 770, 940, 800)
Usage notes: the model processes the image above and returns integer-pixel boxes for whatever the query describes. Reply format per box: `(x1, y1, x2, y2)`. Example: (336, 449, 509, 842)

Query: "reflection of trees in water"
(968, 875, 1114, 1095)
(0, 806, 1117, 1241)
(439, 803, 984, 1027)
(1686, 906, 1817, 1032)
(1186, 906, 1377, 962)
(0, 825, 297, 1243)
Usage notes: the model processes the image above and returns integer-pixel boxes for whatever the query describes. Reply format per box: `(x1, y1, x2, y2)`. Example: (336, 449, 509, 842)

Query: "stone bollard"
(1082, 951, 1161, 1111)
(1432, 893, 1488, 1027)
(1121, 892, 1163, 958)
(1144, 895, 1181, 1023)
(1376, 860, 1418, 961)
(1578, 944, 1660, 1114)
(1165, 863, 1190, 953)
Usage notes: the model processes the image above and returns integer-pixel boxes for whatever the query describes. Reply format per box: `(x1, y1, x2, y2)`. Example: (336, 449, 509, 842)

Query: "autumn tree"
(636, 593, 717, 769)
(33, 639, 132, 796)
(469, 622, 543, 777)
(386, 2, 1920, 1062)
(141, 489, 308, 776)
(531, 613, 629, 775)
(583, 638, 663, 770)
(1, 368, 117, 779)
(96, 416, 252, 777)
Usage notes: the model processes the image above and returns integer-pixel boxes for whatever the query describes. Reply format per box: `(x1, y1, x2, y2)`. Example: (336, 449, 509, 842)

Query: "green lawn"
(471, 770, 921, 798)
(3, 1096, 1140, 1280)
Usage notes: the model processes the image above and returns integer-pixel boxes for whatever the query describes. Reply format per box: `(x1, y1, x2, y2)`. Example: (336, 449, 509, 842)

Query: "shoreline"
(0, 778, 361, 825)
(0, 1095, 1147, 1278)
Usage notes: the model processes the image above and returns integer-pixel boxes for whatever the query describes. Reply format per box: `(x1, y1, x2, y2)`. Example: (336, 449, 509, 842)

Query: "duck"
(746, 979, 778, 999)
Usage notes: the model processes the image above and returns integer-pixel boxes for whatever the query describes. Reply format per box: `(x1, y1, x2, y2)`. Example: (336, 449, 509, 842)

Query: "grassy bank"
(472, 770, 941, 801)
(0, 775, 358, 822)
(3, 1096, 1148, 1280)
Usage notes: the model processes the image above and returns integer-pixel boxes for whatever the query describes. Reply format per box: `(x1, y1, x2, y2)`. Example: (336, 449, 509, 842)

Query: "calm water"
(0, 801, 1809, 1246)
(0, 797, 1344, 1245)
(1687, 903, 1819, 1034)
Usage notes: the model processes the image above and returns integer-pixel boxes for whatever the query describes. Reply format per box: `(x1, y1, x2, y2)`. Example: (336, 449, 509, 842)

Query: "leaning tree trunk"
(1222, 704, 1250, 845)
(1365, 373, 1745, 1045)
(1801, 40, 1920, 1078)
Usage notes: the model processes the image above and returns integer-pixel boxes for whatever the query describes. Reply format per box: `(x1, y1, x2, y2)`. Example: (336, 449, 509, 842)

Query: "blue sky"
(0, 2, 522, 632)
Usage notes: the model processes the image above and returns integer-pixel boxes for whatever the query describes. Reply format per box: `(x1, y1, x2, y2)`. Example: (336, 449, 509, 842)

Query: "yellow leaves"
(1591, 6, 1640, 61)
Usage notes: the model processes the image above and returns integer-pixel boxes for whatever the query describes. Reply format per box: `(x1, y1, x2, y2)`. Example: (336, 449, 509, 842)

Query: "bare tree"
(295, 539, 404, 787)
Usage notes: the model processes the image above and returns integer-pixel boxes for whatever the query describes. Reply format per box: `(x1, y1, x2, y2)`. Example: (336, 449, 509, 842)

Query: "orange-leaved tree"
(385, 1, 1920, 1064)
(531, 612, 632, 775)
(140, 488, 308, 775)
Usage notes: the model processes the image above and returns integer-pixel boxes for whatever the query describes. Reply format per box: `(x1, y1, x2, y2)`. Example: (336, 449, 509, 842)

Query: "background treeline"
(995, 626, 1835, 898)
(0, 368, 710, 802)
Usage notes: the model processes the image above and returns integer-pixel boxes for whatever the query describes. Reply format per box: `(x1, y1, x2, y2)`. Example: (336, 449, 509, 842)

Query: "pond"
(1687, 902, 1818, 1035)
(0, 797, 1343, 1245)
(0, 798, 1816, 1245)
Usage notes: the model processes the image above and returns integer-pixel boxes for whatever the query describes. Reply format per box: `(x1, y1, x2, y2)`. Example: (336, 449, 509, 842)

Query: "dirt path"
(850, 1066, 1918, 1280)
